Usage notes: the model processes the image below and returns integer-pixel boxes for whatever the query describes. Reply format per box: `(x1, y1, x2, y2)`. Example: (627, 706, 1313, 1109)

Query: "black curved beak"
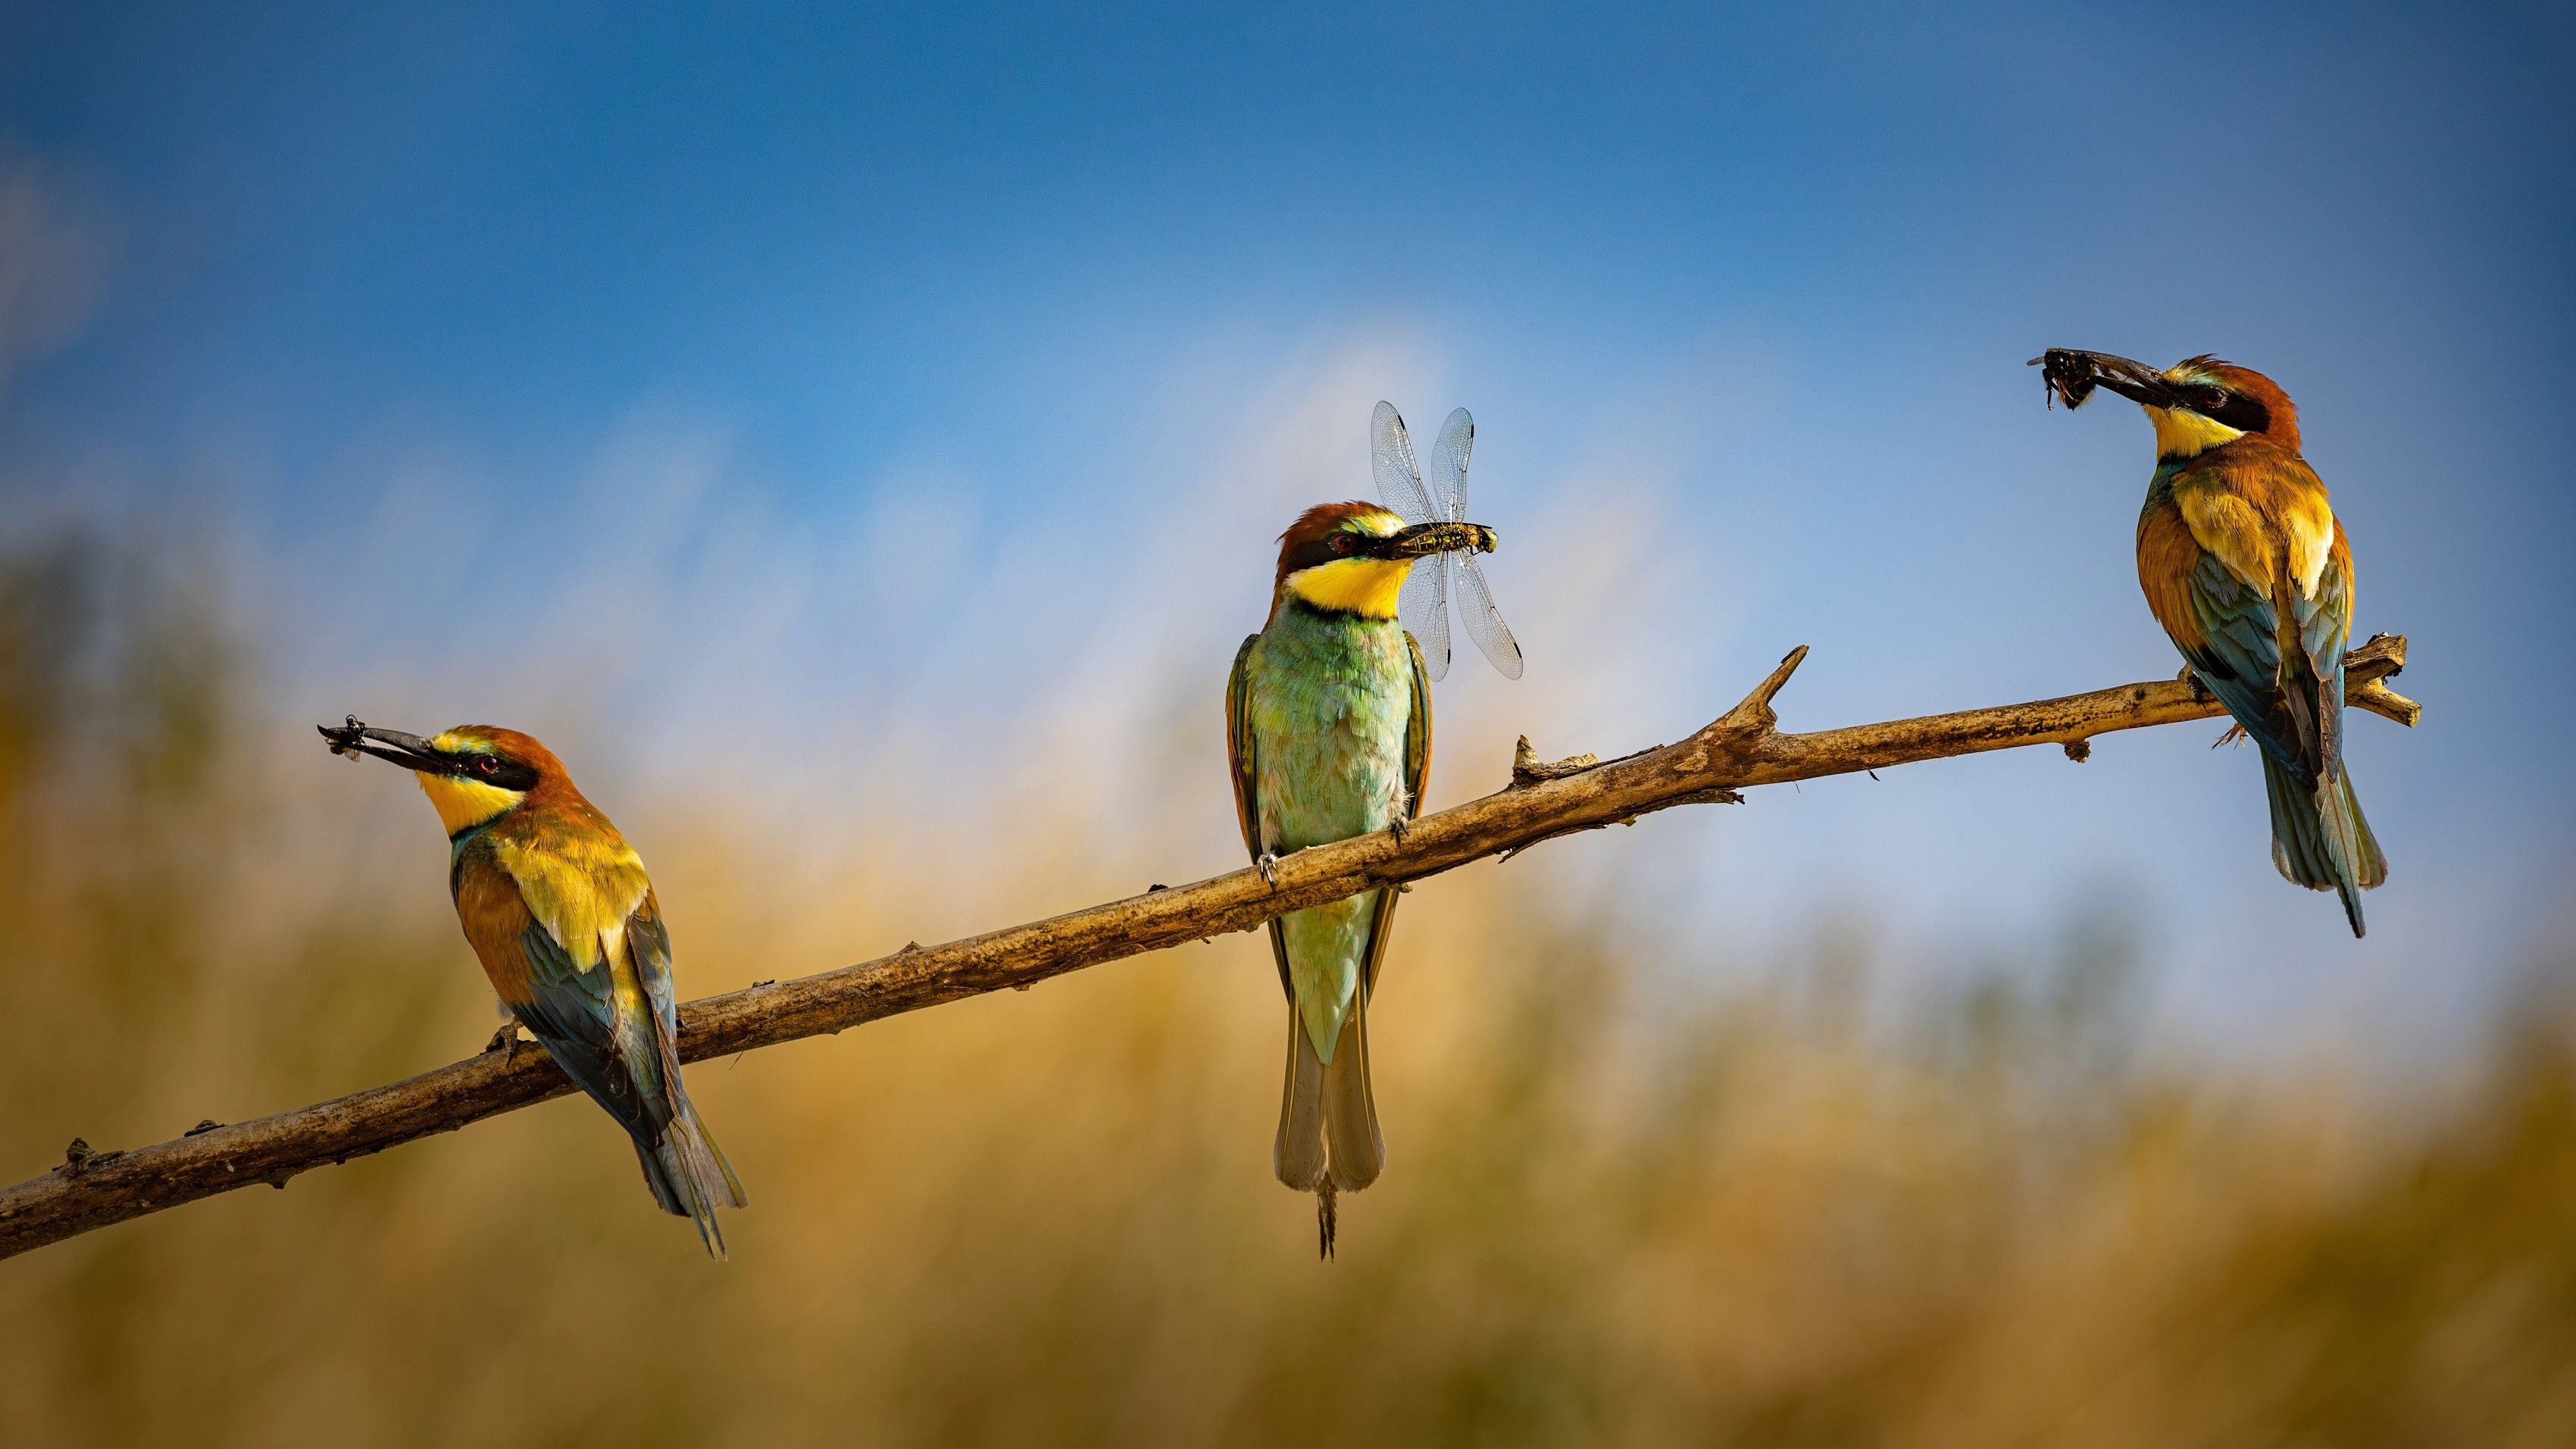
(317, 717, 460, 775)
(2030, 348, 2184, 411)
(1382, 520, 1499, 558)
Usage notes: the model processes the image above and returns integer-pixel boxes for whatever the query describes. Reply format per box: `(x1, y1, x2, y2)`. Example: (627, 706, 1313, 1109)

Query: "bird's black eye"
(1328, 532, 1357, 554)
(474, 756, 500, 776)
(2199, 387, 2229, 411)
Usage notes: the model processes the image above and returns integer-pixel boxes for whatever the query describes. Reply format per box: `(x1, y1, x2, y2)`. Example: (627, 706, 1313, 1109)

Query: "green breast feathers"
(1245, 604, 1416, 852)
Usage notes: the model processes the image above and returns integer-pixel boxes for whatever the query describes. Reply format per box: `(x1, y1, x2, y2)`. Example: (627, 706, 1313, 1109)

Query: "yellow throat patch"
(416, 773, 526, 835)
(2146, 404, 2246, 461)
(1285, 556, 1414, 619)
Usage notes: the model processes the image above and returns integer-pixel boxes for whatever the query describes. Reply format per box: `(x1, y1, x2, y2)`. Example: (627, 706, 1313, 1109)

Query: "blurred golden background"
(5, 529, 2572, 1447)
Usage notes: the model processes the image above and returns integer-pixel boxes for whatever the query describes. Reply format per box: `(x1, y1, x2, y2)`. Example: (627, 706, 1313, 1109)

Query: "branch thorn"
(1715, 645, 1809, 735)
(1511, 735, 1601, 786)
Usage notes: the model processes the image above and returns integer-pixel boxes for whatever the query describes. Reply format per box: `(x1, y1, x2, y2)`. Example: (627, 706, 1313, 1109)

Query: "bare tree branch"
(0, 635, 2416, 1260)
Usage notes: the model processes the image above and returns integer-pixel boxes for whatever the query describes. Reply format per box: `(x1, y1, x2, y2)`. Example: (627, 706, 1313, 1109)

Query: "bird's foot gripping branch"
(0, 636, 2415, 1260)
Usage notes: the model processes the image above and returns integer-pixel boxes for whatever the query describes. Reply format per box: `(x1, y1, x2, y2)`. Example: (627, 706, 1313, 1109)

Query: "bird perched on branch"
(317, 720, 746, 1254)
(2037, 349, 2387, 935)
(1227, 475, 1503, 1256)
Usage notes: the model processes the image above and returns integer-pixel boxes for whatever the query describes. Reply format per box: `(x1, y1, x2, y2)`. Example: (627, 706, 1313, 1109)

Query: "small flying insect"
(1370, 401, 1524, 680)
(2030, 347, 2149, 411)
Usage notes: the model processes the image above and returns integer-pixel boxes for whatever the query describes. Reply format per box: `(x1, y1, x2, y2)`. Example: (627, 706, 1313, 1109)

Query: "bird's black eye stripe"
(453, 753, 539, 790)
(1284, 536, 1356, 572)
(2197, 388, 2272, 434)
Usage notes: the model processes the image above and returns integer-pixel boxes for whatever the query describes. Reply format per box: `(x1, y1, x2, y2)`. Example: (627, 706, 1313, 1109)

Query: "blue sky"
(3, 4, 2569, 1065)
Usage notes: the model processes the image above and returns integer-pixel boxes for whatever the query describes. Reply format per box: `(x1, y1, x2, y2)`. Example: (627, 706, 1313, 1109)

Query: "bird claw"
(2212, 723, 2248, 749)
(485, 1023, 524, 1064)
(1255, 853, 1280, 889)
(1387, 814, 1411, 848)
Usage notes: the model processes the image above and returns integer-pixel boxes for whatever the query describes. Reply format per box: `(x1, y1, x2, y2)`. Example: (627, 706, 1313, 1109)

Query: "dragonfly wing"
(1453, 554, 1524, 679)
(1371, 401, 1433, 523)
(1402, 550, 1452, 682)
(1430, 408, 1474, 521)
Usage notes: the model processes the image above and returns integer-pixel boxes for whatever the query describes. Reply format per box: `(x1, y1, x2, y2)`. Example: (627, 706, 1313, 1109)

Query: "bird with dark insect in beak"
(318, 719, 746, 1254)
(2035, 348, 2387, 935)
(1226, 403, 1515, 1257)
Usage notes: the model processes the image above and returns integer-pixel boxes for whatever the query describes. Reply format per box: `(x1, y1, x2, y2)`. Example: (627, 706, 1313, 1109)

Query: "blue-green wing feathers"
(508, 921, 670, 1145)
(2181, 553, 2301, 769)
(1227, 633, 1296, 998)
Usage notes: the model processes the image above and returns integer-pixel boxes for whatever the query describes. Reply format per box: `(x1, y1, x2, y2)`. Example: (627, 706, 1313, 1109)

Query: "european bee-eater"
(320, 721, 746, 1254)
(1226, 501, 1498, 1254)
(2040, 349, 2387, 935)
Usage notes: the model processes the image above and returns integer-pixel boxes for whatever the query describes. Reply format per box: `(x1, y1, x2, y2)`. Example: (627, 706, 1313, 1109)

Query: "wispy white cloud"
(0, 144, 112, 401)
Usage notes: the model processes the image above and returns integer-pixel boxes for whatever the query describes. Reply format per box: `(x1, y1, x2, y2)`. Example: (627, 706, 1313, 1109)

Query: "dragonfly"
(1371, 401, 1524, 681)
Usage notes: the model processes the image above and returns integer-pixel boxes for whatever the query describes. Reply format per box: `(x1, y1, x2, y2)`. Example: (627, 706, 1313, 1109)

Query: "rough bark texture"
(0, 635, 2416, 1260)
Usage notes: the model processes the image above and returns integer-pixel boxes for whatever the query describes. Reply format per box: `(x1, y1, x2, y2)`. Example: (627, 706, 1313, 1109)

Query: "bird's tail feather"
(2264, 754, 2386, 938)
(1274, 1011, 1327, 1194)
(1275, 992, 1383, 1259)
(1322, 992, 1383, 1193)
(634, 1098, 746, 1259)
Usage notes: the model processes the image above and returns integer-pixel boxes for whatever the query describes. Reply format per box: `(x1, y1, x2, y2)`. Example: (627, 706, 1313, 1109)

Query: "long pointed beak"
(1384, 520, 1499, 558)
(2030, 348, 2184, 411)
(317, 718, 458, 774)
